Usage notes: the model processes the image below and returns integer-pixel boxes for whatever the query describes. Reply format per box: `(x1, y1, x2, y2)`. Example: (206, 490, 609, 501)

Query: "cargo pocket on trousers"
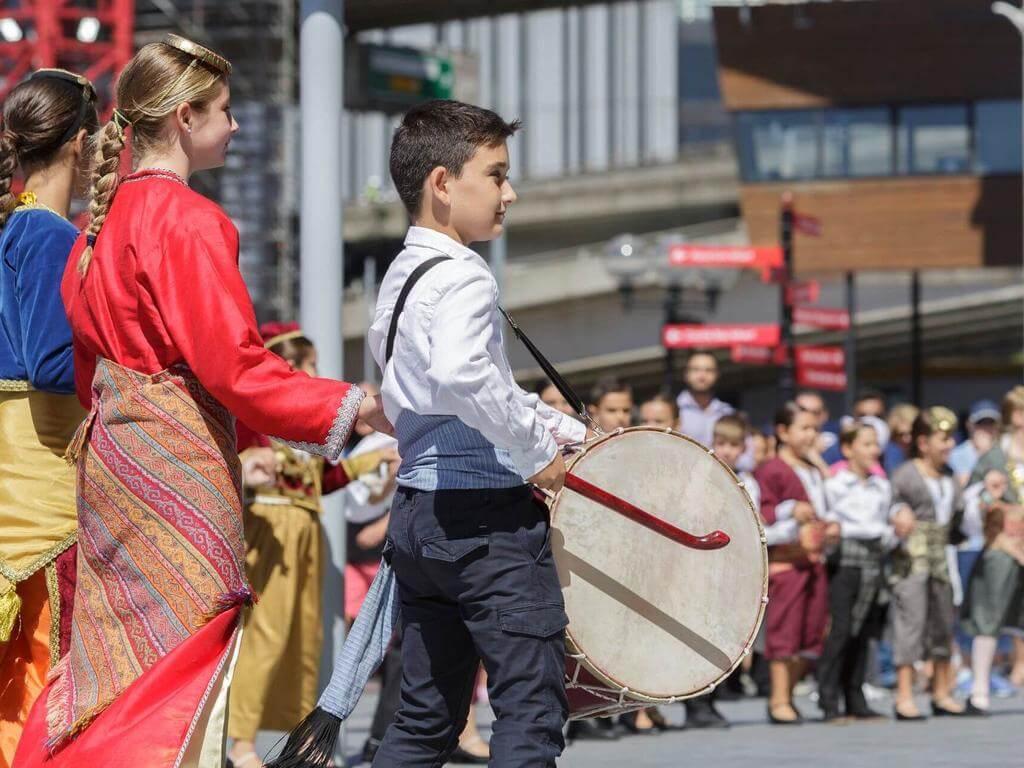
(497, 603, 569, 638)
(421, 535, 489, 563)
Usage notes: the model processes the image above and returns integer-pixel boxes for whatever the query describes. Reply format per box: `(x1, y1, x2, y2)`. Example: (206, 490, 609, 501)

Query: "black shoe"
(361, 737, 382, 764)
(820, 706, 844, 723)
(964, 699, 990, 718)
(894, 707, 927, 722)
(847, 705, 886, 721)
(686, 703, 730, 730)
(617, 713, 660, 735)
(767, 705, 802, 725)
(567, 719, 620, 742)
(931, 701, 965, 717)
(449, 747, 490, 765)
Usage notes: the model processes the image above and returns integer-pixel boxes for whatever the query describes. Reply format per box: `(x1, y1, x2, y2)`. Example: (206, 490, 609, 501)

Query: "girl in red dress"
(754, 402, 836, 725)
(15, 35, 388, 768)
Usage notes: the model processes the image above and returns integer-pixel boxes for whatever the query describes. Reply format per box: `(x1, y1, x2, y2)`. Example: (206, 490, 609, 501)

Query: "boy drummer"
(367, 100, 588, 767)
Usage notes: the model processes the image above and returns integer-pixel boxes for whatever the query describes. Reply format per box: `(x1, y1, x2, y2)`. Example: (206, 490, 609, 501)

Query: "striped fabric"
(395, 410, 523, 491)
(46, 359, 251, 747)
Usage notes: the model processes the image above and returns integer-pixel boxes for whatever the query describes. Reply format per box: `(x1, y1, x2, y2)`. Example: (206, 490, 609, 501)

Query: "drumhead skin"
(551, 426, 768, 706)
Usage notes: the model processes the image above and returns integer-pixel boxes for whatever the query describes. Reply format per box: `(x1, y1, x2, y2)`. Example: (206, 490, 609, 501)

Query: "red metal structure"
(0, 0, 135, 109)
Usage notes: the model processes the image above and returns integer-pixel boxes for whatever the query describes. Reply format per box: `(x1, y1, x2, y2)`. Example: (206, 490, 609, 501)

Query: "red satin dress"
(15, 169, 363, 767)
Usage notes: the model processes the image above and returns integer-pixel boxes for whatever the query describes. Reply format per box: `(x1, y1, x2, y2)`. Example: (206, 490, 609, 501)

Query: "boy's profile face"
(712, 436, 743, 469)
(591, 392, 633, 433)
(431, 141, 517, 245)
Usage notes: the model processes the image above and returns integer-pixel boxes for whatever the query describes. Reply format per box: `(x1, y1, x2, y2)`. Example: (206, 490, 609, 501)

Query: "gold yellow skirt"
(227, 500, 324, 738)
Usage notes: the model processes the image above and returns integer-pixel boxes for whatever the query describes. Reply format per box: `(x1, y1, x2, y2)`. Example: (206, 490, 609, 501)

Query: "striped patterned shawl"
(46, 360, 251, 747)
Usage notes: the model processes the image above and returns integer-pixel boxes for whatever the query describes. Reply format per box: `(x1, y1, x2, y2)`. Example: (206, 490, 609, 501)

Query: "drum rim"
(551, 425, 769, 703)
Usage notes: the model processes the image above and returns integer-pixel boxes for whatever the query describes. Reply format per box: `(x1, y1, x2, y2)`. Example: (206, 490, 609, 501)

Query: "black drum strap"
(385, 255, 452, 364)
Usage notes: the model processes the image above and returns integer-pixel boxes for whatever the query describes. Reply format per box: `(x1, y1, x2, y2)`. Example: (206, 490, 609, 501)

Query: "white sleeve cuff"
(764, 518, 800, 546)
(775, 499, 797, 522)
(510, 430, 559, 482)
(554, 413, 587, 445)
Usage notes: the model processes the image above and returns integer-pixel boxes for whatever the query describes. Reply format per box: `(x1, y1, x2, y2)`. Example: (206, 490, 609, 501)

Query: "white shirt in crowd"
(368, 227, 586, 480)
(824, 468, 897, 548)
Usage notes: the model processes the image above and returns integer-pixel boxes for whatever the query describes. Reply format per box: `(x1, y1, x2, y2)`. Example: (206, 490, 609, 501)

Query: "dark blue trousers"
(372, 485, 569, 768)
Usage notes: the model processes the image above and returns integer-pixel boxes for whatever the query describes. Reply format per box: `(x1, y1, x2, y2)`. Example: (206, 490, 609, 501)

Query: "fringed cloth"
(44, 359, 252, 750)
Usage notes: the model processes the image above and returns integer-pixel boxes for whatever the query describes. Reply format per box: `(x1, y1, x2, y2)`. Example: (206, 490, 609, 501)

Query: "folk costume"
(227, 322, 390, 744)
(889, 459, 965, 668)
(15, 98, 364, 768)
(754, 457, 829, 662)
(0, 192, 83, 766)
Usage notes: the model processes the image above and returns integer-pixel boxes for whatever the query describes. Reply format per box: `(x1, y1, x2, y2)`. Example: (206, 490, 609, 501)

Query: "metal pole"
(993, 2, 1024, 375)
(910, 270, 922, 405)
(607, 2, 616, 167)
(562, 7, 572, 174)
(844, 271, 858, 415)
(778, 192, 795, 403)
(518, 13, 529, 178)
(578, 7, 587, 170)
(491, 233, 507, 299)
(363, 256, 377, 385)
(637, 0, 647, 164)
(664, 283, 681, 394)
(300, 0, 347, 734)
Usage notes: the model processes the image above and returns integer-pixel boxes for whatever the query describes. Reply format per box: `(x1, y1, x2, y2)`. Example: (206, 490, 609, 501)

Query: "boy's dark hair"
(389, 99, 521, 216)
(855, 387, 886, 406)
(713, 413, 748, 445)
(641, 392, 679, 418)
(589, 376, 632, 407)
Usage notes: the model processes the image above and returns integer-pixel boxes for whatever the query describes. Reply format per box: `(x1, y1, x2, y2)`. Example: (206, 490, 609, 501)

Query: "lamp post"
(992, 1, 1024, 371)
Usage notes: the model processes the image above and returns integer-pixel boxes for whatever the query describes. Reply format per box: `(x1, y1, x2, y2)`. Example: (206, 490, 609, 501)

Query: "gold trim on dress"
(0, 530, 77, 585)
(46, 562, 61, 665)
(0, 378, 30, 391)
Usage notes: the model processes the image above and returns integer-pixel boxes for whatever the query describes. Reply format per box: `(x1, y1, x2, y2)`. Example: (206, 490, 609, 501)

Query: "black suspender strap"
(385, 255, 452, 364)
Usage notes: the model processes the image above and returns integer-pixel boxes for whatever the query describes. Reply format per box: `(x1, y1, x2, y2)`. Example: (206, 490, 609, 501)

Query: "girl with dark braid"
(15, 35, 389, 768)
(0, 68, 97, 767)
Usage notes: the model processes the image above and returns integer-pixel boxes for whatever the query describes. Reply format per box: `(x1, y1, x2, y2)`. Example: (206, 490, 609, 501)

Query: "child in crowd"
(754, 403, 835, 725)
(889, 407, 966, 720)
(639, 393, 678, 430)
(818, 421, 895, 721)
(588, 376, 634, 433)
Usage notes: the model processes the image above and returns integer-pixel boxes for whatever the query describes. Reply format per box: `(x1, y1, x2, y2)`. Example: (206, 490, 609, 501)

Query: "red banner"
(797, 367, 848, 392)
(786, 280, 820, 306)
(668, 244, 783, 270)
(793, 306, 851, 331)
(731, 345, 789, 365)
(795, 345, 845, 369)
(793, 212, 823, 237)
(663, 324, 780, 349)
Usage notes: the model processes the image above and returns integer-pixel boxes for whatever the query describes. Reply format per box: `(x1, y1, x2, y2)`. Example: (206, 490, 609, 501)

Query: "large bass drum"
(548, 426, 768, 719)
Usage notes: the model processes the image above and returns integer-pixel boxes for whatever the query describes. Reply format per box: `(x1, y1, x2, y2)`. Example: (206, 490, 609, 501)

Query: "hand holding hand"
(357, 393, 394, 436)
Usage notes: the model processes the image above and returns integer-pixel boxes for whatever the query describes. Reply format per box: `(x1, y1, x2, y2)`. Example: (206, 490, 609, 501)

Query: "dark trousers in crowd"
(817, 565, 879, 716)
(372, 486, 569, 768)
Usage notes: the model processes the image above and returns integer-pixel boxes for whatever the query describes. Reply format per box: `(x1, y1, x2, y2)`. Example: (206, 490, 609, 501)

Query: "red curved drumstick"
(564, 473, 730, 551)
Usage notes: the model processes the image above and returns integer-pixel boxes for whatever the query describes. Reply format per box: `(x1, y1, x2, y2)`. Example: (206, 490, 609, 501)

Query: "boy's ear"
(426, 165, 451, 207)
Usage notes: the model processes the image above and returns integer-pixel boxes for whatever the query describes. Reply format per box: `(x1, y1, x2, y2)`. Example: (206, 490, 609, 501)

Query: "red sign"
(786, 280, 820, 306)
(663, 324, 780, 349)
(797, 367, 847, 392)
(731, 345, 789, 365)
(668, 244, 783, 270)
(793, 306, 850, 331)
(793, 212, 823, 237)
(795, 345, 845, 369)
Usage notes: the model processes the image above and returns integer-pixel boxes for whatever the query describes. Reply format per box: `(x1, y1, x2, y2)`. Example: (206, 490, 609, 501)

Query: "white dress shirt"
(368, 227, 586, 486)
(825, 468, 897, 547)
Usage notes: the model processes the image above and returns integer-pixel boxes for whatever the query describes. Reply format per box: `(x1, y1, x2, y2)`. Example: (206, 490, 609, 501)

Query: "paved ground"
(254, 687, 1023, 767)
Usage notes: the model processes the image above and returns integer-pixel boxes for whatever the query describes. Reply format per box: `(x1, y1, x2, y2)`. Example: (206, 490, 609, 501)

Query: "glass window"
(822, 108, 892, 178)
(897, 104, 969, 174)
(975, 100, 1022, 175)
(735, 111, 820, 182)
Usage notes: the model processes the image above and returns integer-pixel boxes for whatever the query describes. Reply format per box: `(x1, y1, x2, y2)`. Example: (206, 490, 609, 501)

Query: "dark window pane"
(735, 111, 819, 182)
(822, 108, 892, 178)
(975, 100, 1022, 175)
(897, 104, 969, 174)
